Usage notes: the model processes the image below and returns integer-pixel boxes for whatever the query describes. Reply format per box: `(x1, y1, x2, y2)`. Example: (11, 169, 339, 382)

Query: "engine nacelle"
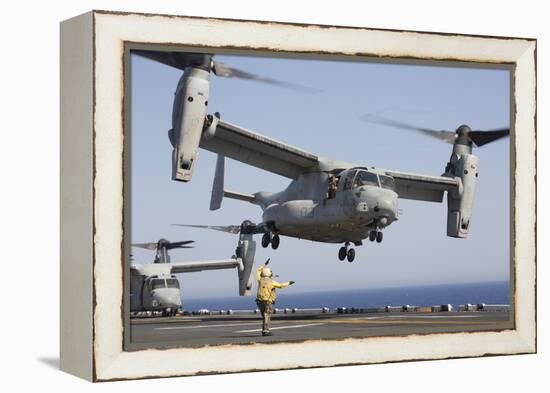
(446, 150, 479, 238)
(235, 222, 257, 296)
(170, 67, 210, 182)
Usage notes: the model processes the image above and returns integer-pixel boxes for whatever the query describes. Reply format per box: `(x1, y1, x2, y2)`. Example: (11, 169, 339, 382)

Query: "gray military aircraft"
(135, 50, 509, 263)
(130, 232, 256, 315)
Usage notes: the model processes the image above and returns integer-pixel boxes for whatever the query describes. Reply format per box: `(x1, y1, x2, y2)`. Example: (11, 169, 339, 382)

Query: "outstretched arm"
(272, 280, 295, 288)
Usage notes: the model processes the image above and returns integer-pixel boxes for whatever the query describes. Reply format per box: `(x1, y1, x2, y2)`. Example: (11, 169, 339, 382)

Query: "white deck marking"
(382, 315, 480, 318)
(235, 323, 325, 333)
(155, 322, 260, 331)
(155, 315, 483, 331)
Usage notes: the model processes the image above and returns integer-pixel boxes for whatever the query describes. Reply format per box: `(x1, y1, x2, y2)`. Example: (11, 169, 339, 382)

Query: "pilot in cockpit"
(327, 174, 338, 199)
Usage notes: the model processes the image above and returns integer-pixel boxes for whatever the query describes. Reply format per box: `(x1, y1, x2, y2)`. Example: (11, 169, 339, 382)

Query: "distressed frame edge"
(91, 8, 538, 42)
(511, 40, 537, 354)
(86, 11, 536, 381)
(59, 11, 95, 381)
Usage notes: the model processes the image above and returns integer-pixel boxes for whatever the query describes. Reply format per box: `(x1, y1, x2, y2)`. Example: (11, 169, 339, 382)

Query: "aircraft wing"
(169, 259, 242, 274)
(200, 119, 320, 179)
(383, 170, 460, 203)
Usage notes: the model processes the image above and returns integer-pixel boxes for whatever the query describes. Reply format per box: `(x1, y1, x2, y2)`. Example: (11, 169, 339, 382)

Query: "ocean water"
(182, 281, 509, 311)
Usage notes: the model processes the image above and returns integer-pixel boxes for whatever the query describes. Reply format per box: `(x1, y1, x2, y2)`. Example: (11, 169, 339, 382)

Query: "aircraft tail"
(210, 155, 259, 210)
(210, 154, 225, 210)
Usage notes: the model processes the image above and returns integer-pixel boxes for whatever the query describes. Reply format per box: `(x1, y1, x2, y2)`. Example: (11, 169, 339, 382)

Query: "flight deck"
(129, 309, 512, 349)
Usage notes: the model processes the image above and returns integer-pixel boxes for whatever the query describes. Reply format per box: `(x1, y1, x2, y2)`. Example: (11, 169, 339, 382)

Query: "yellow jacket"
(256, 264, 291, 303)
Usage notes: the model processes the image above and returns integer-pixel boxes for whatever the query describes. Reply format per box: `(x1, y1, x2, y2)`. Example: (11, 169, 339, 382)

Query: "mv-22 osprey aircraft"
(135, 50, 509, 263)
(130, 234, 256, 315)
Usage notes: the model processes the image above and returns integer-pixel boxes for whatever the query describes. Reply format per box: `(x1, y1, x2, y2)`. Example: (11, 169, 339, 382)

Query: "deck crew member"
(256, 259, 295, 336)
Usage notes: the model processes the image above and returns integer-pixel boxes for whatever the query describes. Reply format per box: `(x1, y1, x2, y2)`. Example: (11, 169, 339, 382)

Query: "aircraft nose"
(374, 191, 398, 221)
(154, 289, 182, 308)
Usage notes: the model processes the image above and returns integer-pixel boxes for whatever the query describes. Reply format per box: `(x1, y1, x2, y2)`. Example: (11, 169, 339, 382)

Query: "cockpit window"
(343, 170, 357, 190)
(379, 175, 396, 190)
(166, 278, 180, 289)
(353, 171, 379, 188)
(151, 279, 166, 290)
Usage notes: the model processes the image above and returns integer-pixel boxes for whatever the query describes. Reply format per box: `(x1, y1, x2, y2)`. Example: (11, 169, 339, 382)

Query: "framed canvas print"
(60, 10, 536, 381)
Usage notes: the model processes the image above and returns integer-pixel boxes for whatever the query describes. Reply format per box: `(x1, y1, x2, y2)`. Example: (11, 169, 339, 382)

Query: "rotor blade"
(361, 114, 456, 144)
(414, 129, 456, 144)
(133, 50, 211, 71)
(131, 242, 158, 250)
(171, 240, 195, 245)
(212, 61, 321, 93)
(172, 224, 242, 234)
(165, 240, 195, 249)
(468, 128, 510, 147)
(134, 51, 319, 93)
(133, 50, 188, 71)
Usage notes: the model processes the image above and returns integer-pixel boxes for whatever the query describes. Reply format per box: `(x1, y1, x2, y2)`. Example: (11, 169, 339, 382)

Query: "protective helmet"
(261, 267, 273, 278)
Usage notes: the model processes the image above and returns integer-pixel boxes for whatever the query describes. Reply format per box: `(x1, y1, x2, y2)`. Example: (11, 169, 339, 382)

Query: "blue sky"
(130, 52, 510, 299)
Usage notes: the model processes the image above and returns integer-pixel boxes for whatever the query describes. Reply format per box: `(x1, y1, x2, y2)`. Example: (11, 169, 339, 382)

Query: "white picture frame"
(60, 10, 536, 381)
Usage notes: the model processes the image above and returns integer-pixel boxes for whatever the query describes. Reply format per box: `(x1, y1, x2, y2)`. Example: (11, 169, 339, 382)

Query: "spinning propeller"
(362, 115, 509, 147)
(172, 224, 242, 234)
(132, 239, 195, 264)
(132, 239, 195, 251)
(133, 50, 319, 93)
(172, 220, 262, 235)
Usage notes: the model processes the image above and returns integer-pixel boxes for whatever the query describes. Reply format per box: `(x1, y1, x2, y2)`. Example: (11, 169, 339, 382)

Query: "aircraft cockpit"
(378, 174, 396, 190)
(341, 168, 396, 191)
(148, 276, 181, 290)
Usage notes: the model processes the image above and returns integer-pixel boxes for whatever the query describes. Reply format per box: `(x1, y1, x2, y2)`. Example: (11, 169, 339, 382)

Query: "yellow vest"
(256, 265, 291, 303)
(257, 277, 276, 302)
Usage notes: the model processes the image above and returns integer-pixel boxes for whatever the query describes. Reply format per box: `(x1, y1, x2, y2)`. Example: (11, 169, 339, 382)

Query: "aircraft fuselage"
(259, 168, 398, 244)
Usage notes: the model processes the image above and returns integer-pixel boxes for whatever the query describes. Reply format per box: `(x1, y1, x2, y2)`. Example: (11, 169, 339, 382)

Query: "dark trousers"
(257, 300, 273, 333)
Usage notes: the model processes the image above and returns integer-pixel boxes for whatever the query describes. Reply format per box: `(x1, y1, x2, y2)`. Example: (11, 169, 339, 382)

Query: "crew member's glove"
(289, 281, 295, 285)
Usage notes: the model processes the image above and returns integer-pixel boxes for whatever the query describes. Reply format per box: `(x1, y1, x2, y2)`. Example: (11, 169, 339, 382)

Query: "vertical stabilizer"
(210, 155, 225, 210)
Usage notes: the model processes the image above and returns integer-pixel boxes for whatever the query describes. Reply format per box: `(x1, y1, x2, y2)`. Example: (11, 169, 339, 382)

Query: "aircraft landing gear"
(338, 246, 347, 261)
(369, 229, 384, 243)
(261, 232, 281, 250)
(261, 233, 270, 248)
(271, 234, 280, 250)
(338, 242, 355, 262)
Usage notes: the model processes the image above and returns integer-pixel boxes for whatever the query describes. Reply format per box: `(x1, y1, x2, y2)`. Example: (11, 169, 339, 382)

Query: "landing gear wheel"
(261, 233, 271, 248)
(376, 231, 383, 243)
(338, 247, 347, 261)
(271, 234, 280, 250)
(347, 248, 356, 262)
(369, 231, 376, 242)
